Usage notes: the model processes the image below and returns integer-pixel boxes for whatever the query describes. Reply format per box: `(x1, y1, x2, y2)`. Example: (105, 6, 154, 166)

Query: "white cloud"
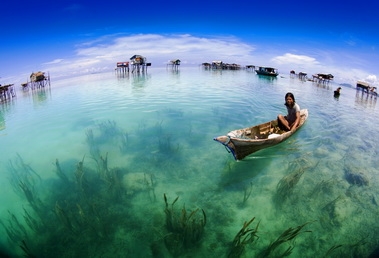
(366, 74, 377, 82)
(272, 53, 319, 66)
(4, 33, 374, 87)
(43, 34, 258, 78)
(75, 34, 256, 63)
(365, 75, 377, 84)
(43, 59, 64, 65)
(270, 53, 321, 75)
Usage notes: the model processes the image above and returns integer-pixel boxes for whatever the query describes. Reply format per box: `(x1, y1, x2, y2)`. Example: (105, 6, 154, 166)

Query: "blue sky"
(1, 0, 378, 86)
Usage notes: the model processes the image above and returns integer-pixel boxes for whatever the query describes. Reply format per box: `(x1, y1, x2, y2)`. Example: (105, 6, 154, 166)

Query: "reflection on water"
(0, 67, 379, 257)
(115, 71, 130, 79)
(0, 112, 5, 130)
(313, 81, 332, 90)
(355, 89, 377, 108)
(132, 72, 151, 89)
(168, 68, 180, 76)
(0, 98, 17, 131)
(32, 86, 51, 106)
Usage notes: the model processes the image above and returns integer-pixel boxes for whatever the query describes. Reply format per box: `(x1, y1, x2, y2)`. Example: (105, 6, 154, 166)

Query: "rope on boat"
(214, 136, 234, 155)
(223, 136, 231, 145)
(220, 136, 231, 153)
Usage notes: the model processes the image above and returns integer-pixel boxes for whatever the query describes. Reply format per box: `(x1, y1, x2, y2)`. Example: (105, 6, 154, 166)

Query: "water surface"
(1, 67, 378, 257)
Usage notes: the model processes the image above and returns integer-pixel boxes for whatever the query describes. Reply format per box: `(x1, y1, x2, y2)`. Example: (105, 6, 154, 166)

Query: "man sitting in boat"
(334, 87, 341, 97)
(277, 92, 300, 132)
(370, 86, 377, 96)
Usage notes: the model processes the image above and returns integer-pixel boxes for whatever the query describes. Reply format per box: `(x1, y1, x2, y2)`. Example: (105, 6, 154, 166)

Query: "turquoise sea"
(0, 67, 378, 257)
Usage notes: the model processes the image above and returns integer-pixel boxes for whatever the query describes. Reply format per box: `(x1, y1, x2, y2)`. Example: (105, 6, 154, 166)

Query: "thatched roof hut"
(170, 59, 181, 65)
(130, 55, 146, 64)
(30, 71, 45, 82)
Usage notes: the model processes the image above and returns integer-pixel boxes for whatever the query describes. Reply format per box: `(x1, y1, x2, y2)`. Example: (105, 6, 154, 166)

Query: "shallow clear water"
(1, 67, 378, 257)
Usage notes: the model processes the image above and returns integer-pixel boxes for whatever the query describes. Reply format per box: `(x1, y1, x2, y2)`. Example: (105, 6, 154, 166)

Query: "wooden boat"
(214, 109, 308, 160)
(255, 66, 278, 77)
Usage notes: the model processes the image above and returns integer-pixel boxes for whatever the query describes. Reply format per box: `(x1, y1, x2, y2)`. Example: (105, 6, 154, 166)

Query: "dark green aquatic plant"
(97, 120, 123, 142)
(158, 134, 181, 156)
(162, 108, 184, 119)
(163, 194, 206, 255)
(3, 153, 137, 257)
(241, 182, 253, 206)
(324, 244, 343, 257)
(0, 212, 27, 244)
(7, 153, 42, 200)
(274, 164, 305, 206)
(119, 132, 129, 154)
(86, 120, 125, 157)
(321, 196, 343, 227)
(18, 181, 35, 205)
(98, 153, 109, 175)
(85, 128, 94, 145)
(309, 178, 335, 198)
(228, 216, 260, 258)
(54, 158, 69, 183)
(144, 173, 157, 202)
(54, 201, 76, 234)
(104, 167, 125, 200)
(74, 156, 88, 199)
(154, 120, 164, 134)
(323, 237, 368, 257)
(22, 207, 42, 233)
(19, 240, 35, 258)
(259, 221, 313, 258)
(85, 128, 101, 159)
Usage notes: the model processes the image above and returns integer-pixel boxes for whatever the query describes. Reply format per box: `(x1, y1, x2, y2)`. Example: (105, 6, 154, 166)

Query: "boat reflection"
(256, 74, 277, 83)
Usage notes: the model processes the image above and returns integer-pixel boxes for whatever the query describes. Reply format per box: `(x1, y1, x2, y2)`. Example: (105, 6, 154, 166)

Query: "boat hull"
(255, 70, 278, 77)
(214, 109, 308, 160)
(255, 67, 278, 77)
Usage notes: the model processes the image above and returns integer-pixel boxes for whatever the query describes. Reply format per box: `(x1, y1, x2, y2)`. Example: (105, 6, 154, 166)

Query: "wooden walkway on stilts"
(0, 84, 16, 102)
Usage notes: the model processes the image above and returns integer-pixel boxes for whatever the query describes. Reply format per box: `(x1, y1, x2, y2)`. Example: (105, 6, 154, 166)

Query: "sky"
(0, 0, 378, 87)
